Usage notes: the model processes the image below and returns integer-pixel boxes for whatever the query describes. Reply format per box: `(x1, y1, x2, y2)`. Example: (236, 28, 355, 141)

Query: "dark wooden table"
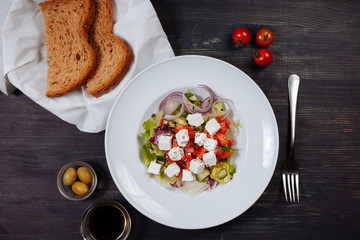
(1, 0, 359, 239)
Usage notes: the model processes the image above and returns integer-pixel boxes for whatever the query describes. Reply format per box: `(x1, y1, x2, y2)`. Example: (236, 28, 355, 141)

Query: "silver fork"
(282, 74, 300, 202)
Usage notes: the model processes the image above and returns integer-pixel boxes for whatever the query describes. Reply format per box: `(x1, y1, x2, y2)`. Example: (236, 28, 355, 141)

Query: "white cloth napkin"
(0, 0, 14, 94)
(1, 0, 174, 133)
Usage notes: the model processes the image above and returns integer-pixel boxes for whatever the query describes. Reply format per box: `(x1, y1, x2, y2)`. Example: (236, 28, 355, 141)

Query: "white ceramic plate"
(105, 55, 279, 229)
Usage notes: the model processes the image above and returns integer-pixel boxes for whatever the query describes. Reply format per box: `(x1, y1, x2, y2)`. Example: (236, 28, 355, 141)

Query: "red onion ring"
(159, 92, 182, 111)
(163, 98, 182, 115)
(182, 93, 196, 114)
(191, 84, 215, 113)
(215, 98, 234, 120)
(159, 92, 183, 112)
(200, 97, 210, 108)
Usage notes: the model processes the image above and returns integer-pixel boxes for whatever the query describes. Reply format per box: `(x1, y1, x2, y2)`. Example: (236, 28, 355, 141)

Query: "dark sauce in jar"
(88, 205, 124, 240)
(81, 202, 131, 240)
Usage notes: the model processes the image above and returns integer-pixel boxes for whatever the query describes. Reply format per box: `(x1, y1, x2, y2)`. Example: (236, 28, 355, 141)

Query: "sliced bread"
(39, 0, 96, 97)
(86, 0, 132, 98)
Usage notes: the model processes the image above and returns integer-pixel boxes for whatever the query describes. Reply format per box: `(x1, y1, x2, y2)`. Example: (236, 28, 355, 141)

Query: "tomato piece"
(254, 49, 273, 67)
(225, 119, 231, 128)
(216, 132, 229, 146)
(216, 117, 231, 134)
(203, 129, 212, 138)
(195, 147, 206, 159)
(159, 117, 164, 126)
(232, 27, 251, 47)
(219, 121, 228, 134)
(176, 169, 183, 178)
(186, 160, 191, 170)
(194, 143, 200, 151)
(182, 155, 193, 170)
(182, 155, 193, 161)
(255, 28, 274, 47)
(174, 124, 196, 138)
(174, 124, 186, 132)
(215, 149, 234, 159)
(228, 139, 235, 147)
(186, 125, 194, 130)
(166, 152, 174, 163)
(187, 129, 196, 139)
(184, 141, 195, 154)
(172, 138, 179, 147)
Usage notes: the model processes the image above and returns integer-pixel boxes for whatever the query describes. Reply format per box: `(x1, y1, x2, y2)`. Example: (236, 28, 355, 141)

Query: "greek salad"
(140, 85, 241, 196)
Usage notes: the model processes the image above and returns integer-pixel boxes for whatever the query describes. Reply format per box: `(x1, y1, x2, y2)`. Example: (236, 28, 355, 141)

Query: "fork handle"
(288, 74, 300, 152)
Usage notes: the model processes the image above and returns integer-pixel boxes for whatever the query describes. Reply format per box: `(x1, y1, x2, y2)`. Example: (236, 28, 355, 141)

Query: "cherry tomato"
(232, 27, 251, 47)
(255, 28, 274, 47)
(254, 49, 273, 67)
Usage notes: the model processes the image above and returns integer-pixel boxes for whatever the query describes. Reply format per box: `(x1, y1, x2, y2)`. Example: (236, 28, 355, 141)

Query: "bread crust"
(85, 0, 132, 98)
(40, 0, 96, 97)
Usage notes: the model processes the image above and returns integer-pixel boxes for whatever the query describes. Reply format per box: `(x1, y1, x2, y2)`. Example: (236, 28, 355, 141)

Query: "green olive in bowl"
(72, 181, 89, 196)
(62, 167, 77, 186)
(77, 167, 93, 184)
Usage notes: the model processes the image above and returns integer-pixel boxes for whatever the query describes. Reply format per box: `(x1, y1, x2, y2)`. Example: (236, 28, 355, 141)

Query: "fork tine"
(295, 174, 299, 202)
(282, 174, 288, 202)
(287, 174, 294, 202)
(286, 174, 292, 202)
(291, 175, 296, 202)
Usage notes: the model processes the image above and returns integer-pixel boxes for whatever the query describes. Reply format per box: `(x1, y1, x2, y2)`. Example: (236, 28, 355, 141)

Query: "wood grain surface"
(1, 0, 359, 239)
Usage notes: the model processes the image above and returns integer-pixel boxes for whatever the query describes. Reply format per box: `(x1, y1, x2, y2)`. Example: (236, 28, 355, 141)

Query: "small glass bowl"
(80, 201, 131, 240)
(57, 161, 97, 201)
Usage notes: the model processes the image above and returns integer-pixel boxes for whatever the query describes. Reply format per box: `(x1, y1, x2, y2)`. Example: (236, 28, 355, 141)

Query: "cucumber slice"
(185, 92, 197, 101)
(218, 168, 228, 179)
(189, 95, 197, 101)
(175, 117, 187, 126)
(156, 159, 165, 165)
(196, 169, 210, 182)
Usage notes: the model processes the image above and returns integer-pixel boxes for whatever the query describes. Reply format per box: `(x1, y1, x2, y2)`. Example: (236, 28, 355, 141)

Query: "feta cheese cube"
(189, 158, 205, 174)
(182, 169, 195, 181)
(168, 147, 184, 161)
(164, 162, 180, 178)
(158, 135, 172, 150)
(175, 129, 189, 147)
(194, 132, 207, 146)
(203, 151, 217, 167)
(204, 138, 217, 152)
(186, 113, 204, 127)
(147, 161, 162, 175)
(205, 118, 220, 136)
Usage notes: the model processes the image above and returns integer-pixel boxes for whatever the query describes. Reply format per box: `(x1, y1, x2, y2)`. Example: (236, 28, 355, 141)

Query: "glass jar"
(80, 201, 131, 240)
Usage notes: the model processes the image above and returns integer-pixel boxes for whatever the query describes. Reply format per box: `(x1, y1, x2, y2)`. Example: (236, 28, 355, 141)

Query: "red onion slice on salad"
(192, 84, 215, 114)
(159, 92, 186, 120)
(159, 84, 232, 120)
(159, 92, 182, 113)
(182, 93, 197, 114)
(164, 104, 185, 120)
(205, 98, 234, 120)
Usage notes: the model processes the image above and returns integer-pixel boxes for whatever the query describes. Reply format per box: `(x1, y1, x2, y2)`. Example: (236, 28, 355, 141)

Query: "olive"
(77, 167, 92, 184)
(72, 181, 89, 196)
(62, 167, 77, 186)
